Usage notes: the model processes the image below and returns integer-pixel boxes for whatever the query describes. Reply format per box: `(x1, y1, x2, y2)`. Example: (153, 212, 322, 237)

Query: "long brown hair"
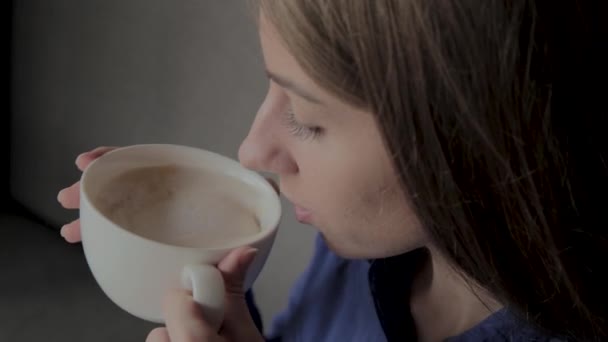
(256, 0, 608, 340)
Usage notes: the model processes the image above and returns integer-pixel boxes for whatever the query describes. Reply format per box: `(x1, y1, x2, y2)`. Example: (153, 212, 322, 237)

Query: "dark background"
(3, 0, 13, 211)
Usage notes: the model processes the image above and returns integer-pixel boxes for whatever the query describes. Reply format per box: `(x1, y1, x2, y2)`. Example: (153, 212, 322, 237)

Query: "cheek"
(303, 156, 426, 259)
(337, 181, 426, 258)
(284, 110, 427, 258)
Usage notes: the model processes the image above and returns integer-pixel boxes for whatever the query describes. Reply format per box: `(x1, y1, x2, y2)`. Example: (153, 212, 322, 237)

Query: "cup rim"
(80, 143, 282, 251)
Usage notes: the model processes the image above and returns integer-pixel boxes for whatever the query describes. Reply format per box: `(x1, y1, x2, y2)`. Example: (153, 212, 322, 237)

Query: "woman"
(58, 0, 607, 341)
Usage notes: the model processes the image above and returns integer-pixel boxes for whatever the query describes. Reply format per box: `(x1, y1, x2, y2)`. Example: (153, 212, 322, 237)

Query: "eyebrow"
(265, 70, 323, 104)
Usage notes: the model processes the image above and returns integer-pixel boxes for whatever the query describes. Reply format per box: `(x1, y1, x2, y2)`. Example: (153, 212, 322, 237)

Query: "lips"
(294, 205, 313, 224)
(282, 192, 313, 224)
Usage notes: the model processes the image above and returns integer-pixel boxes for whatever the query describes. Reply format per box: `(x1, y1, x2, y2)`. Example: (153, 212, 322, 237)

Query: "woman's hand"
(57, 146, 118, 243)
(146, 247, 265, 342)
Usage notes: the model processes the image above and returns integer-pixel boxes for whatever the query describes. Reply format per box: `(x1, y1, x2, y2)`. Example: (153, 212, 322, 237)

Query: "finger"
(217, 246, 258, 295)
(265, 177, 280, 194)
(216, 247, 262, 341)
(75, 146, 118, 171)
(60, 219, 82, 243)
(146, 327, 170, 342)
(57, 181, 80, 209)
(163, 288, 217, 342)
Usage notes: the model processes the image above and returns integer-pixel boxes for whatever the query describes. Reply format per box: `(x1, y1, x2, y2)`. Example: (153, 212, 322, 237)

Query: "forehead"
(258, 14, 346, 108)
(258, 15, 306, 78)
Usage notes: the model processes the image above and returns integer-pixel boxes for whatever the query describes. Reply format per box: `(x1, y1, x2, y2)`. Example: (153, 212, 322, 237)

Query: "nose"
(238, 93, 298, 175)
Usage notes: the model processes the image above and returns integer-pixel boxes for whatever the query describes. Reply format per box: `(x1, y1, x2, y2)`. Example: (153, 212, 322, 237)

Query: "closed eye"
(283, 108, 323, 141)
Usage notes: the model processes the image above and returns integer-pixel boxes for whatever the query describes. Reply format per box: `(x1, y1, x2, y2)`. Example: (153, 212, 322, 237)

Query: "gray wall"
(11, 0, 316, 326)
(3, 1, 13, 211)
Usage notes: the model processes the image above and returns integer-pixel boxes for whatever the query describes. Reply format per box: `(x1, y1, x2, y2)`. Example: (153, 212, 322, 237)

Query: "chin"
(319, 230, 427, 260)
(318, 234, 361, 259)
(317, 233, 383, 260)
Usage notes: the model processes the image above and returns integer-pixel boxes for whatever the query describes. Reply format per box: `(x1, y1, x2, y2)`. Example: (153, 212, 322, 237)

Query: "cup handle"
(181, 264, 225, 331)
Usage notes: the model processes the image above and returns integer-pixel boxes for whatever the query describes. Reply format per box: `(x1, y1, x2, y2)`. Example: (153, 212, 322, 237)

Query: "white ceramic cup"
(79, 144, 281, 330)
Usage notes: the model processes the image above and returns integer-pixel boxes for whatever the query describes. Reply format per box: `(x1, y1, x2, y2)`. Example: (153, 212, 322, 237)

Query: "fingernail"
(243, 247, 258, 262)
(60, 225, 67, 238)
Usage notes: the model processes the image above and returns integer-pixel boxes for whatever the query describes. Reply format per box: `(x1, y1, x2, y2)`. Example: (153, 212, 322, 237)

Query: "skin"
(58, 13, 501, 342)
(237, 15, 426, 260)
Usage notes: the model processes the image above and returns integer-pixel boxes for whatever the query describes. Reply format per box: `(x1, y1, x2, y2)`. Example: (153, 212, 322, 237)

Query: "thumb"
(217, 246, 258, 296)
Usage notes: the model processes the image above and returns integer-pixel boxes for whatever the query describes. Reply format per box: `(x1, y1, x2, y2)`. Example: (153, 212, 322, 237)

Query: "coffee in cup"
(94, 164, 262, 248)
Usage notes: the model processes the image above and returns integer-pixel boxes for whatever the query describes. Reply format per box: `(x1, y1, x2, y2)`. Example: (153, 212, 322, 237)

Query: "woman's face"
(239, 15, 426, 259)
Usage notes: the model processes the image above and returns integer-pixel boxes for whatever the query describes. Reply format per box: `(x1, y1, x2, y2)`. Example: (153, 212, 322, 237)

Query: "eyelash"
(283, 108, 323, 140)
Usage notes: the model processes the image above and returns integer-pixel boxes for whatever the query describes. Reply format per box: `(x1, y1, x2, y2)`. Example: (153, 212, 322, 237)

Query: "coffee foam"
(94, 165, 261, 248)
